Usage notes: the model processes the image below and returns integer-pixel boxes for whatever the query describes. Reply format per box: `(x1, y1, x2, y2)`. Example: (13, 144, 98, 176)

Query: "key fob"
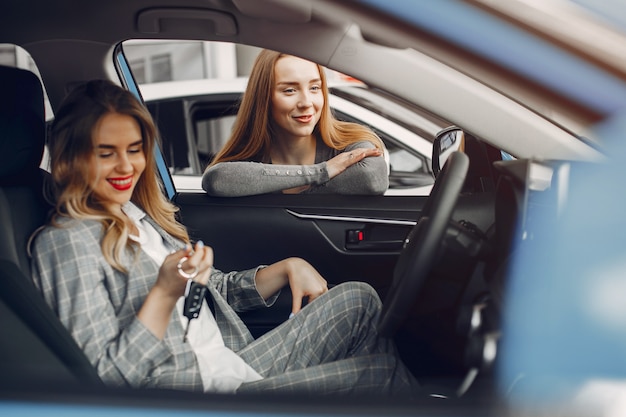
(183, 280, 207, 321)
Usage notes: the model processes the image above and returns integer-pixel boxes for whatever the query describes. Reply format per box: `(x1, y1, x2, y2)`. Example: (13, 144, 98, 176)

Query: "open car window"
(121, 40, 452, 196)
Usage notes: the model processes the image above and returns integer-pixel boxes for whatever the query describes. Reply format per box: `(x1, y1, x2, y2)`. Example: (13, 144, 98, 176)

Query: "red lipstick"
(107, 175, 133, 191)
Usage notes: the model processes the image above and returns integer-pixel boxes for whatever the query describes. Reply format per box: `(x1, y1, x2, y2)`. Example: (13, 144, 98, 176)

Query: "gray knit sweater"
(202, 140, 389, 196)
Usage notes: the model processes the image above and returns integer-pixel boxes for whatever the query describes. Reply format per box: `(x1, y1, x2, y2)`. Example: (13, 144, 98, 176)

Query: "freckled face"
(89, 112, 146, 212)
(271, 55, 324, 142)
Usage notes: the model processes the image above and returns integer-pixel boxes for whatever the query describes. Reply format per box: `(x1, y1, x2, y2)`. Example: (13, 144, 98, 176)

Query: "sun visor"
(232, 0, 311, 23)
(136, 8, 238, 37)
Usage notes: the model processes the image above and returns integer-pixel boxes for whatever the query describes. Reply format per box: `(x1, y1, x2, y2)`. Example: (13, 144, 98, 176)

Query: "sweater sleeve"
(30, 223, 174, 388)
(310, 141, 389, 195)
(202, 161, 330, 197)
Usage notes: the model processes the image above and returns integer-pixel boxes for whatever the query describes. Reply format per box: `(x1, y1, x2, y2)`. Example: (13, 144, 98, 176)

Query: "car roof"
(140, 77, 249, 101)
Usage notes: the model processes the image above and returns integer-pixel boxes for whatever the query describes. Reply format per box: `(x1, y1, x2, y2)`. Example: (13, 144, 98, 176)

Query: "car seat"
(0, 65, 103, 389)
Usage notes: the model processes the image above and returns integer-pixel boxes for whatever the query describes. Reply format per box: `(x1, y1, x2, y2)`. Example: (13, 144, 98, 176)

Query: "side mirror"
(432, 126, 465, 177)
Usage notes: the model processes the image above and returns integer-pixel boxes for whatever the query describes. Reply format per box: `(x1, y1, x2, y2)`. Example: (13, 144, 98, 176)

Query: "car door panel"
(175, 193, 422, 336)
(176, 193, 493, 278)
(176, 194, 421, 285)
(174, 192, 494, 336)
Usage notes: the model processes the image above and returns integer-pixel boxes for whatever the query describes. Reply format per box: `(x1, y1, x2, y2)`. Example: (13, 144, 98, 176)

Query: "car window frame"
(116, 39, 446, 197)
(114, 43, 177, 201)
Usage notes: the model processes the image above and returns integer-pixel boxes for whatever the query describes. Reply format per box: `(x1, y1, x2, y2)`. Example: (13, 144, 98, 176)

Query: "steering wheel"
(378, 151, 469, 337)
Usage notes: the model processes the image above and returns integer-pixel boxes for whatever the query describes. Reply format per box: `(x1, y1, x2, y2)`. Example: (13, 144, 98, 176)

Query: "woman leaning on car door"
(201, 49, 389, 197)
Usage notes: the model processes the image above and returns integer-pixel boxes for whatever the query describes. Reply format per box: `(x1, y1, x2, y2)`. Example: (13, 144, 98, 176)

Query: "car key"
(182, 279, 208, 341)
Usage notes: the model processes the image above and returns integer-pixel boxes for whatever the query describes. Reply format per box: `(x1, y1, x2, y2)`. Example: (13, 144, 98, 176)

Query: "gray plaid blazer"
(30, 216, 276, 391)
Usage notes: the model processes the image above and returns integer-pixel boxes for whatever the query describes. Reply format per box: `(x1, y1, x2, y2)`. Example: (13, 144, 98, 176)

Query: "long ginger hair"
(209, 49, 383, 166)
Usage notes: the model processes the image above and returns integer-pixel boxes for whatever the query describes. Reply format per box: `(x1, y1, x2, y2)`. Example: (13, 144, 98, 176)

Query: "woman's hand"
(326, 148, 383, 179)
(255, 257, 328, 315)
(139, 241, 213, 339)
(285, 257, 328, 314)
(156, 241, 214, 299)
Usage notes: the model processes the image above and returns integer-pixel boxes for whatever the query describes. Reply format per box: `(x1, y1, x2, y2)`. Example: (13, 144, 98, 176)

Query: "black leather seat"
(0, 65, 103, 388)
(0, 65, 50, 272)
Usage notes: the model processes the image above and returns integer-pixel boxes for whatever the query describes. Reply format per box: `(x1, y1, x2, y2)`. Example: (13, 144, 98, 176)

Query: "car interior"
(0, 61, 506, 397)
(0, 0, 613, 414)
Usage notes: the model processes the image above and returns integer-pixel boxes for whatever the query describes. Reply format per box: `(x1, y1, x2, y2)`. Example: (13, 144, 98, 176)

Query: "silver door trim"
(285, 209, 416, 226)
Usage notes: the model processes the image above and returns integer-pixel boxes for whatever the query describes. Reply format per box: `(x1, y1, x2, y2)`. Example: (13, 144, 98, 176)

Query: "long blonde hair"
(209, 49, 383, 165)
(49, 80, 188, 272)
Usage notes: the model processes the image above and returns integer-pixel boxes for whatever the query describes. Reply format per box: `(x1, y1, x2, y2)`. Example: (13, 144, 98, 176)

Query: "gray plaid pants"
(236, 281, 419, 396)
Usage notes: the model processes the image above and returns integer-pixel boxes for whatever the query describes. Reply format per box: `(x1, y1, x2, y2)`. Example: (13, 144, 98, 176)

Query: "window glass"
(388, 144, 423, 172)
(129, 58, 147, 84)
(151, 54, 172, 83)
(124, 40, 210, 83)
(195, 115, 237, 166)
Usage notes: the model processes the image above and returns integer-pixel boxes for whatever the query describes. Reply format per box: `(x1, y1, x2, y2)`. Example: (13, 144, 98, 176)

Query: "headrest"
(0, 65, 45, 186)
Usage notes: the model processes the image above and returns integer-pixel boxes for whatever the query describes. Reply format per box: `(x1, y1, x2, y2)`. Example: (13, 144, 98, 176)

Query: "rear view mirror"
(432, 126, 465, 177)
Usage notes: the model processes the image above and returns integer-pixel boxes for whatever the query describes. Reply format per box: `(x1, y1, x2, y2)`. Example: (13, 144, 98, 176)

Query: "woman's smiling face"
(270, 55, 324, 142)
(89, 112, 146, 212)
